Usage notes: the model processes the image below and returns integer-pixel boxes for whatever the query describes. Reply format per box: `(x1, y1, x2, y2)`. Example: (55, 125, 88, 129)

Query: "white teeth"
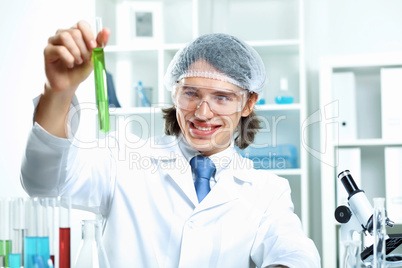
(194, 124, 213, 131)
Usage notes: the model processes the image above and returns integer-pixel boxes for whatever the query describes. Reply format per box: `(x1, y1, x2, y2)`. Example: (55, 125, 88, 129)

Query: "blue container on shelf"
(237, 144, 298, 169)
(275, 95, 294, 104)
(275, 78, 294, 105)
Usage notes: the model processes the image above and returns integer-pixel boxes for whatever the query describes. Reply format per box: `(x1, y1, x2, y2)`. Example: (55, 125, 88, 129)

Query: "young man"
(21, 21, 320, 267)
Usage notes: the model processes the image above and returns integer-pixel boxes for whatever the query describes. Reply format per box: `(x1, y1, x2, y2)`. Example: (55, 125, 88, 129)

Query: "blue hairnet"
(164, 33, 267, 94)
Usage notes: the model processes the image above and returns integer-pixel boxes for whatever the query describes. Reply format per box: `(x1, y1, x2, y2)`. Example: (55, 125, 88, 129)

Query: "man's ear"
(241, 93, 258, 117)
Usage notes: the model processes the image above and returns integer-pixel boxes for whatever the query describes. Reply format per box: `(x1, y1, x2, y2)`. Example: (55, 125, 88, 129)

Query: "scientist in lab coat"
(21, 21, 320, 267)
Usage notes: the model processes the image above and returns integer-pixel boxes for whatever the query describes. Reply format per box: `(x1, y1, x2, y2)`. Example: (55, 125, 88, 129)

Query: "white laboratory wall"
(0, 0, 97, 264)
(1, 0, 402, 265)
(304, 0, 402, 260)
(0, 0, 96, 196)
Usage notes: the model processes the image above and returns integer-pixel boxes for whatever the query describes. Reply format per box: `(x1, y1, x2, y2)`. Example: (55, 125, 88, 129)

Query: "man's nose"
(195, 100, 214, 119)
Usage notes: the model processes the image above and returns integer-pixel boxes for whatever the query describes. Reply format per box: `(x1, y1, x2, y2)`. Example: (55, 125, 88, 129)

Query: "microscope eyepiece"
(338, 170, 361, 197)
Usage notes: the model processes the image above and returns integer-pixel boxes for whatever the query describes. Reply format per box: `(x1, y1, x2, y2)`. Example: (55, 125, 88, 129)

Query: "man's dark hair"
(161, 106, 261, 149)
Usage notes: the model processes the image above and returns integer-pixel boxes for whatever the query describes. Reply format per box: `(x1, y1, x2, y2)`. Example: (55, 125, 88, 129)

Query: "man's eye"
(216, 95, 231, 101)
(183, 90, 198, 97)
(215, 93, 235, 102)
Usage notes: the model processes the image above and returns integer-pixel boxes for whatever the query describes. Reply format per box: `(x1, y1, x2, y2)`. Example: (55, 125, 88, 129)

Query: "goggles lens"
(173, 84, 248, 115)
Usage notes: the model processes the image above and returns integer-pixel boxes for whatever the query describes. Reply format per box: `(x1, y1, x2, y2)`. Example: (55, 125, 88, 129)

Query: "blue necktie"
(190, 155, 216, 203)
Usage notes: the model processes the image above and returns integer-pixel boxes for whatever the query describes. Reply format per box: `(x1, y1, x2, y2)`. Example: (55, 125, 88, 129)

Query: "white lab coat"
(21, 98, 320, 268)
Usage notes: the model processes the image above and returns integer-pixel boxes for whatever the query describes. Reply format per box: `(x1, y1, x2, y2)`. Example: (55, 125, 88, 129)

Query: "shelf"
(105, 39, 300, 54)
(321, 52, 402, 69)
(255, 103, 301, 111)
(248, 39, 300, 47)
(163, 43, 187, 50)
(249, 39, 300, 54)
(109, 107, 164, 115)
(336, 139, 402, 147)
(105, 45, 160, 53)
(269, 168, 302, 176)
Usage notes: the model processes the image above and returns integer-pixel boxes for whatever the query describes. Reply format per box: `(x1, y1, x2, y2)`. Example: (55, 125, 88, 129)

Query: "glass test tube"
(92, 17, 110, 133)
(9, 198, 25, 268)
(47, 198, 58, 268)
(25, 197, 52, 268)
(38, 198, 52, 268)
(24, 197, 38, 268)
(58, 196, 71, 268)
(0, 198, 12, 267)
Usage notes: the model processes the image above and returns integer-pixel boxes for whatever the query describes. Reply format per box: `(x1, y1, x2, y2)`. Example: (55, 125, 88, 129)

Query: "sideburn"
(162, 107, 181, 136)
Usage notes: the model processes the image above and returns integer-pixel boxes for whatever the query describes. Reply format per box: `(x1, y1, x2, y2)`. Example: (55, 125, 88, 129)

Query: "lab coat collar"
(191, 152, 254, 213)
(148, 135, 255, 209)
(159, 156, 199, 207)
(229, 151, 254, 183)
(148, 135, 183, 159)
(177, 133, 235, 172)
(193, 175, 240, 214)
(149, 135, 254, 183)
(149, 135, 198, 206)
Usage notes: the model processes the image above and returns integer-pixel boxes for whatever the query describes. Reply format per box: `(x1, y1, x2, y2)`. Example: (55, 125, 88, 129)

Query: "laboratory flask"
(74, 220, 110, 268)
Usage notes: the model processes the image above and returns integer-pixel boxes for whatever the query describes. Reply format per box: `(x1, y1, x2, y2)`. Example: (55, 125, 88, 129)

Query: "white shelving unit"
(95, 0, 309, 233)
(319, 53, 402, 267)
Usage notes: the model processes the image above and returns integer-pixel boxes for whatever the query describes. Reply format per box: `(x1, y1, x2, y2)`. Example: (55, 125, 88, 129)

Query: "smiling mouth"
(193, 124, 214, 131)
(190, 121, 221, 132)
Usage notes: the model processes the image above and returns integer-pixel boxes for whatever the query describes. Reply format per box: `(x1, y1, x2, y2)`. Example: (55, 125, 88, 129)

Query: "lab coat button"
(187, 220, 194, 229)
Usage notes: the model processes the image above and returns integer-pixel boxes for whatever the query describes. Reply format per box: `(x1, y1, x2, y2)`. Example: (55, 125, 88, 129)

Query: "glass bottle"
(342, 240, 360, 268)
(275, 77, 294, 104)
(74, 220, 110, 268)
(373, 197, 386, 268)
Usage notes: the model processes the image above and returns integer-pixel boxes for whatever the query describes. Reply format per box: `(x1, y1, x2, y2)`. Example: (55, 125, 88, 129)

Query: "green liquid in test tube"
(92, 17, 110, 132)
(0, 240, 11, 267)
(1, 198, 12, 267)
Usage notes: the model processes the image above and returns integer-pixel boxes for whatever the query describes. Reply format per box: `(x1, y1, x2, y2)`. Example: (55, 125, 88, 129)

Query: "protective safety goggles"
(172, 83, 249, 115)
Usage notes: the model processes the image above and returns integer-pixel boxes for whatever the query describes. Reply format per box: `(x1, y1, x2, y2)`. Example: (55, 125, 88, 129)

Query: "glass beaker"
(74, 220, 110, 268)
(342, 239, 361, 268)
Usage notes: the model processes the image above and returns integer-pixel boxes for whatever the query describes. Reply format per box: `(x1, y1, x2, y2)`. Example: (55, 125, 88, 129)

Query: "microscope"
(334, 170, 402, 267)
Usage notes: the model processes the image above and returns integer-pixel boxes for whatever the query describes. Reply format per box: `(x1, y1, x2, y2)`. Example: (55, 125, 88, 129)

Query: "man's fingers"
(44, 20, 110, 70)
(48, 31, 83, 65)
(76, 20, 97, 50)
(69, 28, 91, 62)
(96, 28, 111, 48)
(44, 44, 75, 69)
